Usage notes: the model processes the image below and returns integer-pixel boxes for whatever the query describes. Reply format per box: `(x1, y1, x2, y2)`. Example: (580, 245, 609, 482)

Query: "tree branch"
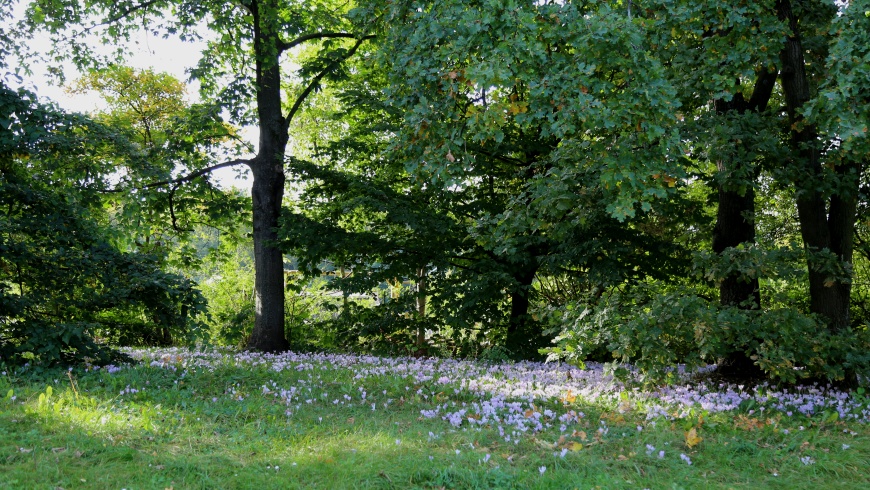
(278, 32, 361, 54)
(142, 158, 250, 189)
(98, 158, 250, 193)
(83, 0, 163, 33)
(282, 35, 376, 132)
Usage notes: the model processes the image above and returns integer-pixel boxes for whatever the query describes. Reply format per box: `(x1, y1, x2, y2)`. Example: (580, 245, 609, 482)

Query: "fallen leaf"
(685, 428, 703, 448)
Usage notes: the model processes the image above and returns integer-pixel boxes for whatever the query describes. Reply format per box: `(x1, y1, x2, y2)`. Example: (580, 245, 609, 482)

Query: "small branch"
(278, 32, 360, 53)
(167, 183, 192, 232)
(283, 35, 375, 131)
(83, 0, 162, 33)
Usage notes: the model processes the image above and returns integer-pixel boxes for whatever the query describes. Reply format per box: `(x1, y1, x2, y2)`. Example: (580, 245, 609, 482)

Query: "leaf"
(685, 428, 703, 448)
(570, 441, 584, 451)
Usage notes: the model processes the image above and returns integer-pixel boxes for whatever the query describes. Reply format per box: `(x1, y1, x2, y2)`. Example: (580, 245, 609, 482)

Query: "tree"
(361, 0, 687, 356)
(69, 66, 248, 270)
(361, 0, 870, 379)
(0, 82, 208, 365)
(14, 0, 375, 352)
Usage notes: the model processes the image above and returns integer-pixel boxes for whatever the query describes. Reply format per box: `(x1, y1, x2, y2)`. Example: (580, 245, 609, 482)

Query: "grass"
(0, 348, 868, 489)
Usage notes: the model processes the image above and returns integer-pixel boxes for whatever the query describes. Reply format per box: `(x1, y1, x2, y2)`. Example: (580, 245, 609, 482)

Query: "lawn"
(1, 348, 868, 489)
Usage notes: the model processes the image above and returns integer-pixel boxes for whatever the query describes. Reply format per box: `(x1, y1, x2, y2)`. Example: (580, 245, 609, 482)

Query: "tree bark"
(711, 69, 777, 312)
(505, 261, 539, 359)
(709, 61, 777, 378)
(416, 267, 427, 349)
(245, 0, 290, 352)
(778, 0, 857, 331)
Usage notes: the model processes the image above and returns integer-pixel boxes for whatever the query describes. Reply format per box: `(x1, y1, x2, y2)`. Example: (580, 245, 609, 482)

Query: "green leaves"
(1, 82, 209, 366)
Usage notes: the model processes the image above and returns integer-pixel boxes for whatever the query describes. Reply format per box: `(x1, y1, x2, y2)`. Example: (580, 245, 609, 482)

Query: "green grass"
(0, 349, 868, 489)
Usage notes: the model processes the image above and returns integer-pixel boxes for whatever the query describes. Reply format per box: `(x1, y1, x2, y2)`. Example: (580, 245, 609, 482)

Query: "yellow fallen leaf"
(686, 428, 703, 448)
(570, 441, 583, 451)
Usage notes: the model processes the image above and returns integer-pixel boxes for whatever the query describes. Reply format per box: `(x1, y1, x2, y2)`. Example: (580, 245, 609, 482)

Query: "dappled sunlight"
(118, 347, 870, 426)
(3, 347, 869, 488)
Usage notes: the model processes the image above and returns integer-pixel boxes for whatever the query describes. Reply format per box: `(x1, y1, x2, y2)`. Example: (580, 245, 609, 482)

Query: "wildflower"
(395, 439, 401, 445)
(800, 456, 815, 465)
(842, 444, 850, 450)
(680, 453, 692, 465)
(539, 465, 546, 475)
(658, 450, 665, 459)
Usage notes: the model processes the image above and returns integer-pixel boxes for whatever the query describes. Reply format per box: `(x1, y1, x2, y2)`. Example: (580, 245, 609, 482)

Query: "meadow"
(1, 348, 868, 489)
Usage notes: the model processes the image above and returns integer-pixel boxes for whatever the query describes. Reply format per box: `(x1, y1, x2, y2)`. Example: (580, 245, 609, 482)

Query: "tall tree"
(15, 0, 374, 351)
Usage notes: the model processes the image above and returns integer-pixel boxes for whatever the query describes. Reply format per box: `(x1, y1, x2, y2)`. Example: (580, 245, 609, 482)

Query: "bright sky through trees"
(7, 3, 253, 189)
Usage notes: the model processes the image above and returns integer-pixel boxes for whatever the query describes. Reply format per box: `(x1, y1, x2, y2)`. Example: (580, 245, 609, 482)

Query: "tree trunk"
(245, 0, 290, 352)
(712, 173, 760, 308)
(505, 262, 539, 359)
(416, 267, 427, 349)
(710, 69, 777, 311)
(778, 0, 857, 331)
(709, 65, 777, 379)
(246, 159, 289, 352)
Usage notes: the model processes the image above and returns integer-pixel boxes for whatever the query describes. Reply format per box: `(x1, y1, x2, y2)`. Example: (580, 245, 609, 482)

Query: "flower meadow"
(2, 347, 869, 489)
(124, 347, 870, 428)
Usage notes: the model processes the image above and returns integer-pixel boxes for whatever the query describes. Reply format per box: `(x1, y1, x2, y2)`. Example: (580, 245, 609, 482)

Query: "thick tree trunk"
(712, 176, 760, 308)
(778, 0, 857, 331)
(710, 70, 777, 312)
(245, 0, 290, 352)
(710, 65, 777, 379)
(246, 159, 290, 352)
(505, 262, 539, 359)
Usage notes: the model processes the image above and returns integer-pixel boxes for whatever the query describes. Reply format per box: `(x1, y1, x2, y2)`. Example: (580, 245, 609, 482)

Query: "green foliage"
(0, 83, 208, 366)
(550, 281, 870, 386)
(198, 235, 256, 348)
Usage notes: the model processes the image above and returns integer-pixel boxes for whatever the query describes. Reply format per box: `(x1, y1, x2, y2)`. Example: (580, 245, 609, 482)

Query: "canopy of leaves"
(0, 82, 208, 366)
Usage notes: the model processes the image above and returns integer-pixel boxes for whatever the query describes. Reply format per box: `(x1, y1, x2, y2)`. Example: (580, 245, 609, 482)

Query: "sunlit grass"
(1, 348, 868, 489)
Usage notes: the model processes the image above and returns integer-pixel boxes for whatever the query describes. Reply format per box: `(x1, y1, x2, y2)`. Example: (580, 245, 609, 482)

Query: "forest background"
(2, 0, 870, 387)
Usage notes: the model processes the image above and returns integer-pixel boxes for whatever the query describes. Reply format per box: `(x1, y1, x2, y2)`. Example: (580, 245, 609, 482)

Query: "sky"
(10, 6, 254, 190)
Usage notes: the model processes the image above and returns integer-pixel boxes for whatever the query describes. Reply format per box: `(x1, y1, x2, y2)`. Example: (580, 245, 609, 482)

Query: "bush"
(547, 284, 870, 385)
